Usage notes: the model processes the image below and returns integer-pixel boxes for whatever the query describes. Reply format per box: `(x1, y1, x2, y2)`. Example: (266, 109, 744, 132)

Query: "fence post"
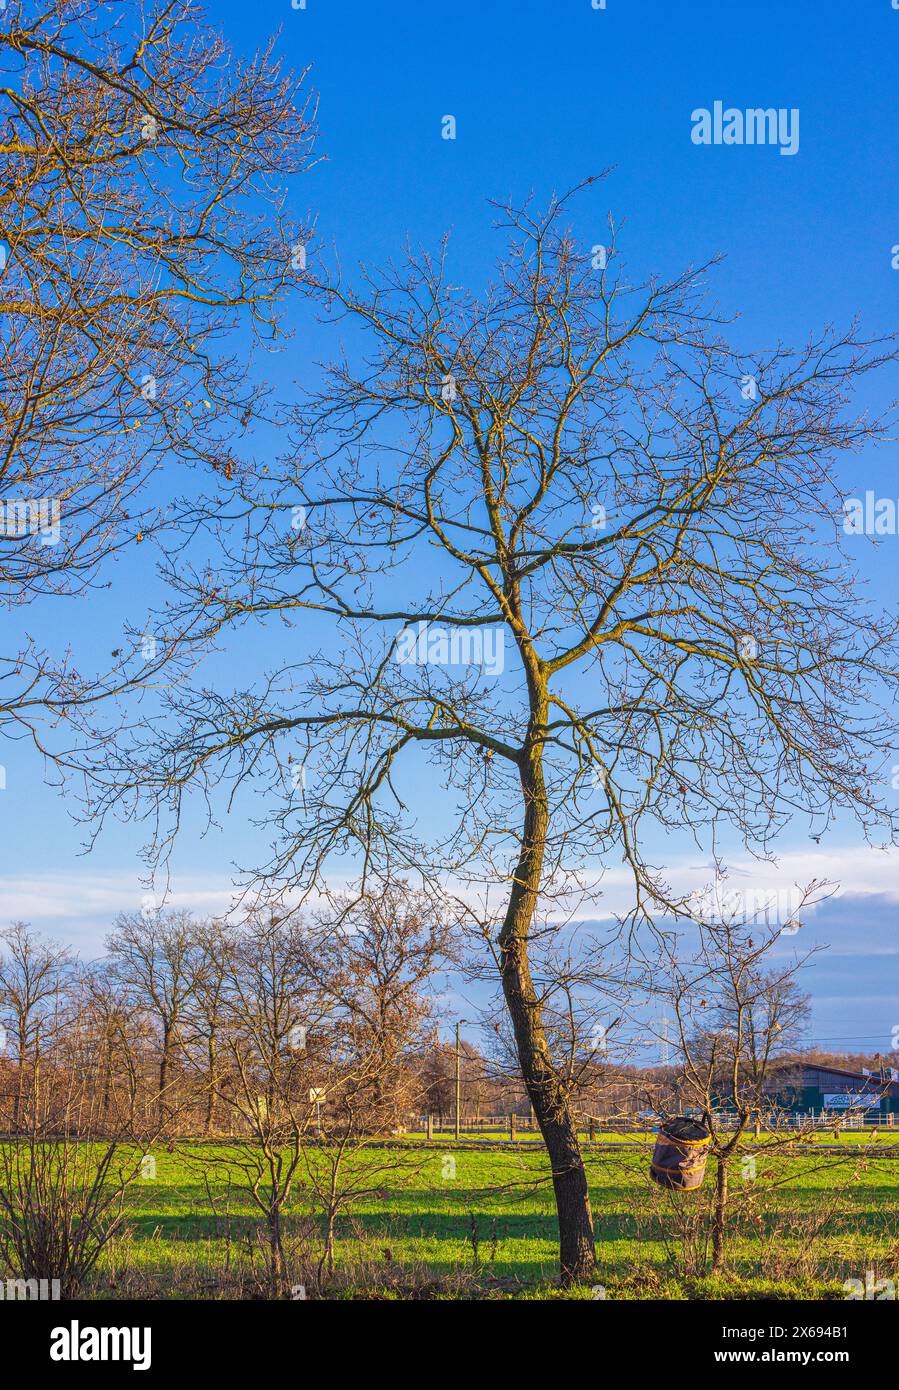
(510, 1112, 517, 1142)
(426, 1113, 434, 1140)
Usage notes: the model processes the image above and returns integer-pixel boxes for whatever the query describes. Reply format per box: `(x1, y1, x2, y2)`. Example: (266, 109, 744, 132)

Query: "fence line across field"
(418, 1109, 898, 1139)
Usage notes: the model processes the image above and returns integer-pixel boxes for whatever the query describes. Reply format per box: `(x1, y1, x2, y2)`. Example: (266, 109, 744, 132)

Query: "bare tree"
(419, 1032, 456, 1125)
(80, 962, 153, 1130)
(299, 1074, 424, 1291)
(662, 899, 816, 1272)
(0, 991, 163, 1297)
(0, 0, 315, 748)
(307, 885, 457, 1131)
(200, 909, 330, 1291)
(185, 917, 237, 1134)
(88, 181, 899, 1282)
(0, 921, 72, 1127)
(105, 908, 200, 1124)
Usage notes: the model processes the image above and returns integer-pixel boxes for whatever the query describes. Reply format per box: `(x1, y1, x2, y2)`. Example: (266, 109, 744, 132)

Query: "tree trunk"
(12, 1022, 26, 1129)
(500, 936, 596, 1284)
(325, 1210, 335, 1273)
(101, 1035, 113, 1120)
(499, 686, 596, 1286)
(158, 1027, 170, 1123)
(205, 1038, 217, 1134)
(315, 1209, 337, 1291)
(269, 1209, 285, 1293)
(711, 1156, 728, 1272)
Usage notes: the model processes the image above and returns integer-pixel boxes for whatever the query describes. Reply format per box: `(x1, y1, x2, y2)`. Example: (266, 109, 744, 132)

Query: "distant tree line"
(0, 887, 465, 1139)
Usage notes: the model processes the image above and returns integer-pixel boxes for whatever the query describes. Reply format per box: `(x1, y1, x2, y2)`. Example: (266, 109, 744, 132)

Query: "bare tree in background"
(307, 886, 457, 1131)
(81, 962, 152, 1130)
(419, 1032, 456, 1125)
(0, 990, 164, 1297)
(477, 913, 639, 1134)
(105, 908, 200, 1125)
(88, 180, 899, 1282)
(662, 898, 815, 1273)
(202, 908, 328, 1292)
(0, 921, 72, 1127)
(0, 0, 315, 750)
(186, 917, 237, 1135)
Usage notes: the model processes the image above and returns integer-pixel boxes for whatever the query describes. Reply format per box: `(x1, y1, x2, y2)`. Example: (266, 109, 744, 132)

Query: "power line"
(803, 1035, 897, 1044)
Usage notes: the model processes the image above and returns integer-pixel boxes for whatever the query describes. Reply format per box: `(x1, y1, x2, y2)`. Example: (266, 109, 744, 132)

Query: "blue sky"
(3, 0, 899, 1055)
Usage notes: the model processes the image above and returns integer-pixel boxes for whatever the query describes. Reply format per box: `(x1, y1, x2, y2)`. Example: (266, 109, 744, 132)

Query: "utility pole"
(455, 1019, 467, 1141)
(651, 1014, 672, 1066)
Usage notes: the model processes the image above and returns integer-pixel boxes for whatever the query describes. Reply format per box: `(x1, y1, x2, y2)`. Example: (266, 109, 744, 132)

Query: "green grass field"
(88, 1135, 899, 1299)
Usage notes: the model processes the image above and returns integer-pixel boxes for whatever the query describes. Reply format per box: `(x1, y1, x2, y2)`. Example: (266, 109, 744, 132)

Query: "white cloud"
(0, 872, 241, 955)
(3, 840, 899, 956)
(574, 843, 899, 921)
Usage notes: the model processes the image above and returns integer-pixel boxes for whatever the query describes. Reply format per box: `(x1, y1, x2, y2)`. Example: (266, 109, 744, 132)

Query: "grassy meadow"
(83, 1134, 899, 1300)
